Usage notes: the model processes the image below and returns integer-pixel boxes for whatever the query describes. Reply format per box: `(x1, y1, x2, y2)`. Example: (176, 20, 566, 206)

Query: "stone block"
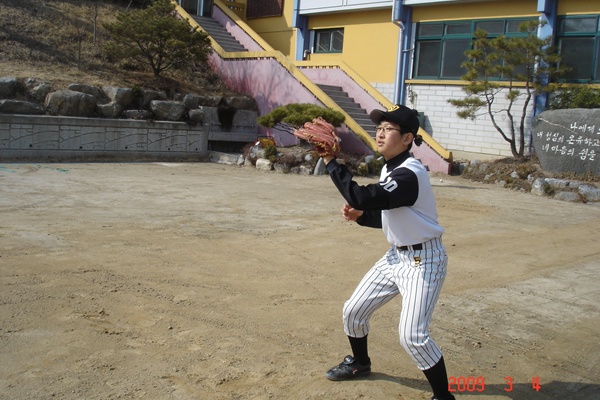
(532, 109, 599, 175)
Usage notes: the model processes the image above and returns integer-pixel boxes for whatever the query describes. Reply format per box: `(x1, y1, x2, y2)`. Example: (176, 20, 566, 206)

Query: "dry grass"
(461, 155, 599, 191)
(0, 0, 234, 96)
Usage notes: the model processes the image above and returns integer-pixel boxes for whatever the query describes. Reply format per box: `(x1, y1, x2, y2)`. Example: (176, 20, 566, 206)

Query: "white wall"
(299, 0, 392, 14)
(408, 84, 534, 158)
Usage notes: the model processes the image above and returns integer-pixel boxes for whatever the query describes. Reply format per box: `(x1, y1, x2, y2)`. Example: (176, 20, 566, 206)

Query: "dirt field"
(1, 162, 599, 400)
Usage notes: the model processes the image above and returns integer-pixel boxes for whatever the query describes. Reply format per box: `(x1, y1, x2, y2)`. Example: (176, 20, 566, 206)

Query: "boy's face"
(375, 120, 413, 160)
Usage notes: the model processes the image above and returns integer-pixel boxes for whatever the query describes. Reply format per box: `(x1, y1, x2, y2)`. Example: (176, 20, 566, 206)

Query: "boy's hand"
(342, 204, 363, 222)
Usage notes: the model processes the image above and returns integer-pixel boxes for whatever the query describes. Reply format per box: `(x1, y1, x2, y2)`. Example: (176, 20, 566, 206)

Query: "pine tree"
(448, 20, 565, 158)
(104, 0, 211, 77)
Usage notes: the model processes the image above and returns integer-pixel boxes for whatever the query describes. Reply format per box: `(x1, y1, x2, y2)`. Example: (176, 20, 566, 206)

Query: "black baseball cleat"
(325, 355, 371, 381)
(431, 394, 456, 400)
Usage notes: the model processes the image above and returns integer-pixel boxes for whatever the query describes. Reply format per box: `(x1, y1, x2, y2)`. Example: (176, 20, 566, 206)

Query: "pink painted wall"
(208, 54, 371, 154)
(300, 67, 384, 114)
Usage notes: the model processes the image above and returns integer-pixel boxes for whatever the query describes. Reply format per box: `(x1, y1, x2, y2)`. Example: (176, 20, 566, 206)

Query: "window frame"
(556, 15, 600, 83)
(312, 28, 344, 54)
(413, 18, 535, 81)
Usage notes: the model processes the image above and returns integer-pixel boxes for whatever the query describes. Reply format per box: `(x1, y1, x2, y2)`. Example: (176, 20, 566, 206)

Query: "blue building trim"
(293, 0, 309, 61)
(394, 0, 412, 106)
(534, 0, 557, 116)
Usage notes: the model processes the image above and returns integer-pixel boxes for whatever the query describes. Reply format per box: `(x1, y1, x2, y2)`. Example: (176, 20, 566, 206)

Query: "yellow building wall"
(306, 9, 399, 83)
(558, 0, 600, 14)
(243, 0, 296, 57)
(412, 0, 538, 22)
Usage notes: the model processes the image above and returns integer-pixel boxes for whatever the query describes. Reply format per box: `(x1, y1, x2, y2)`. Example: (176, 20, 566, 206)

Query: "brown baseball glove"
(293, 117, 341, 157)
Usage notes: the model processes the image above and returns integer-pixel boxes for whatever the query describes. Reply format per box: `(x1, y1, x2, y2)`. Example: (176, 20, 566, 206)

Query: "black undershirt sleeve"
(325, 159, 419, 229)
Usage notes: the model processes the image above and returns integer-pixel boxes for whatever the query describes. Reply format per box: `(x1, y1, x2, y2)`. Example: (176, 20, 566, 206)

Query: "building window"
(413, 18, 533, 80)
(246, 0, 283, 19)
(556, 15, 600, 83)
(313, 28, 344, 53)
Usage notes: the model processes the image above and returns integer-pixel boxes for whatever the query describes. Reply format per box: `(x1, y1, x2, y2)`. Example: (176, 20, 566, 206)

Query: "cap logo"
(387, 105, 400, 112)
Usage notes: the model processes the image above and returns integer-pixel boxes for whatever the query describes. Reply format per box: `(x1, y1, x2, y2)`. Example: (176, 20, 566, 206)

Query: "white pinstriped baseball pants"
(342, 237, 448, 370)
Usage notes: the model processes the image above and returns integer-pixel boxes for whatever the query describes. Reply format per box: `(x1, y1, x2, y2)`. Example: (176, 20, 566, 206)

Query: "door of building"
(177, 0, 212, 16)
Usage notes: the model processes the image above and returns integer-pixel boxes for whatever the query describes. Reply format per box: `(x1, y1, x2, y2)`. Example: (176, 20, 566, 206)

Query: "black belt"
(397, 243, 423, 251)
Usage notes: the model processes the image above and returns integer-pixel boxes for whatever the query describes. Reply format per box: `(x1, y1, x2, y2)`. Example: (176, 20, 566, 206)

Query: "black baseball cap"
(370, 105, 420, 134)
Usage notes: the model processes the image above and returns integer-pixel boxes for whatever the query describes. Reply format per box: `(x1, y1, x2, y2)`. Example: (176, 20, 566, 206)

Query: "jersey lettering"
(381, 177, 398, 192)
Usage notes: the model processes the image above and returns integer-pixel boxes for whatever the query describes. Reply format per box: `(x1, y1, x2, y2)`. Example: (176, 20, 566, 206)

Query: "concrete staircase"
(317, 84, 376, 138)
(180, 7, 451, 172)
(191, 16, 247, 52)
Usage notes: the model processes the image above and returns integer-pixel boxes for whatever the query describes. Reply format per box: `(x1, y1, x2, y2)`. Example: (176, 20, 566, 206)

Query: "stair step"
(191, 16, 248, 52)
(316, 84, 376, 137)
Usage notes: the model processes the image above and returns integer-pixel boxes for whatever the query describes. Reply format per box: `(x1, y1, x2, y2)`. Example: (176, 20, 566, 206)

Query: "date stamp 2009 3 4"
(448, 376, 542, 393)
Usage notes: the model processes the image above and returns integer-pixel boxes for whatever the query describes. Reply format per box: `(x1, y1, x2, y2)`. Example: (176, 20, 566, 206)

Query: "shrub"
(547, 86, 600, 110)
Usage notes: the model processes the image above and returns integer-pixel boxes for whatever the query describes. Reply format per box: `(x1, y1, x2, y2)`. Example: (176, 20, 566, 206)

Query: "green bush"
(548, 86, 600, 110)
(263, 143, 278, 163)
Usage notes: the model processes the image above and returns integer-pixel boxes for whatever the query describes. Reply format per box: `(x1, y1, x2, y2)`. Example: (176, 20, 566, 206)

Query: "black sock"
(422, 357, 451, 398)
(348, 335, 370, 365)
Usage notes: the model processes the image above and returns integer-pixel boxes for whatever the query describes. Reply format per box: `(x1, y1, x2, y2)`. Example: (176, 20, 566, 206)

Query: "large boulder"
(150, 100, 186, 121)
(96, 101, 123, 118)
(0, 77, 18, 98)
(532, 109, 599, 175)
(45, 90, 97, 117)
(137, 89, 165, 108)
(68, 83, 108, 104)
(24, 78, 53, 103)
(0, 99, 45, 115)
(102, 86, 133, 108)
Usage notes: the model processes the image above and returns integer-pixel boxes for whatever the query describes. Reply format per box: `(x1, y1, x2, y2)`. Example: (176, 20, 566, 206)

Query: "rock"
(68, 83, 108, 103)
(273, 162, 290, 174)
(45, 90, 96, 117)
(150, 100, 185, 121)
(188, 107, 204, 123)
(255, 158, 272, 171)
(0, 99, 45, 115)
(224, 95, 257, 111)
(554, 191, 580, 202)
(183, 94, 200, 110)
(579, 185, 600, 202)
(196, 95, 223, 107)
(532, 108, 600, 175)
(291, 165, 313, 175)
(313, 158, 327, 175)
(96, 101, 123, 118)
(545, 178, 570, 189)
(249, 145, 264, 159)
(138, 90, 165, 108)
(24, 78, 53, 103)
(531, 177, 551, 196)
(0, 77, 18, 98)
(102, 86, 133, 107)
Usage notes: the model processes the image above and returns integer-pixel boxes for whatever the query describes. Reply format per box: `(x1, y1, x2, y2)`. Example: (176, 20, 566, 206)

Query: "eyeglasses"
(374, 126, 401, 134)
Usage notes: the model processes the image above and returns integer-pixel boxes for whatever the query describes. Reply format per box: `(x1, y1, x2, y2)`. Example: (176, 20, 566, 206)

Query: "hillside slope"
(0, 0, 234, 96)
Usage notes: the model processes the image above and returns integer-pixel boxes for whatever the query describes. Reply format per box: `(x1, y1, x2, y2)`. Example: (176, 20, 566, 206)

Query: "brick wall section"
(409, 84, 534, 158)
(371, 82, 395, 104)
(246, 0, 283, 19)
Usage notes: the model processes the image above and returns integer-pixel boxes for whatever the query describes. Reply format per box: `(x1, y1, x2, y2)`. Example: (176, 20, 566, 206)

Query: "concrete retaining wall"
(0, 111, 258, 162)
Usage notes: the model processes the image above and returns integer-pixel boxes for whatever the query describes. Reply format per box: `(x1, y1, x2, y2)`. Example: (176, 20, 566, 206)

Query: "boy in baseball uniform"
(320, 105, 455, 400)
